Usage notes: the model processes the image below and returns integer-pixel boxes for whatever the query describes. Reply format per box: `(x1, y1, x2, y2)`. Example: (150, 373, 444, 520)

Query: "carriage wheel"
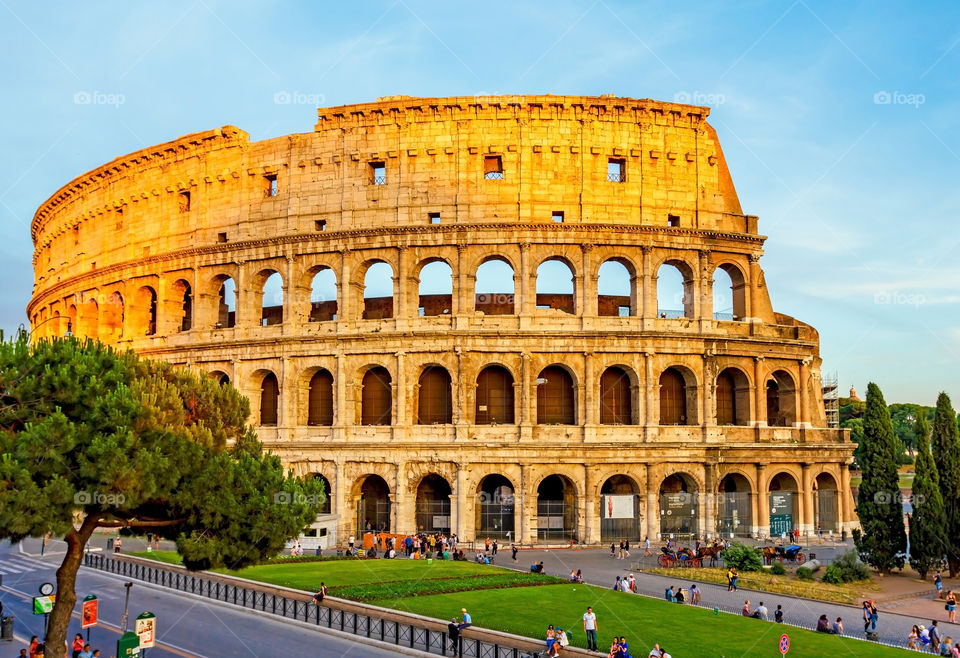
(658, 554, 671, 568)
(691, 557, 702, 568)
(795, 552, 805, 564)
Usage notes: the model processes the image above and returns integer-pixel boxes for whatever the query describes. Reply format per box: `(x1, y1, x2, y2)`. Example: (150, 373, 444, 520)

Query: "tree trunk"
(45, 516, 97, 656)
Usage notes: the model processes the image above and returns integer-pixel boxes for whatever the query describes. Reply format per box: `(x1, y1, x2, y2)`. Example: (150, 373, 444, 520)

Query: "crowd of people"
(20, 634, 101, 658)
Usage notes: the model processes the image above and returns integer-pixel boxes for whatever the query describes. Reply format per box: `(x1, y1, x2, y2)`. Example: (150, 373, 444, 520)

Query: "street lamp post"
(120, 582, 133, 632)
(15, 317, 72, 341)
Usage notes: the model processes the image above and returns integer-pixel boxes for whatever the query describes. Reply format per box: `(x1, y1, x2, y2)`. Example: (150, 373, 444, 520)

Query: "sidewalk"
(499, 546, 960, 649)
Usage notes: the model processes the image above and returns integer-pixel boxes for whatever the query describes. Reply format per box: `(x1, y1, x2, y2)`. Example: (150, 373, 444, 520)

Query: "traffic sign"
(779, 633, 790, 655)
(33, 595, 55, 615)
(135, 612, 156, 649)
(82, 594, 99, 629)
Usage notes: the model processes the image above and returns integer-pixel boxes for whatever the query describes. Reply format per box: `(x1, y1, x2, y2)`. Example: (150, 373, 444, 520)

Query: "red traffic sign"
(779, 633, 790, 655)
(81, 594, 98, 629)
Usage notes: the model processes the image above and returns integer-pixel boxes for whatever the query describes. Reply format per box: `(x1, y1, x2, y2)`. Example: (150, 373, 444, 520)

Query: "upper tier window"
(484, 155, 503, 180)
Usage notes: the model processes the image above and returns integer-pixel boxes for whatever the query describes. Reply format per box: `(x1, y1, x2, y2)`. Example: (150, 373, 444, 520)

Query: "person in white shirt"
(582, 607, 598, 650)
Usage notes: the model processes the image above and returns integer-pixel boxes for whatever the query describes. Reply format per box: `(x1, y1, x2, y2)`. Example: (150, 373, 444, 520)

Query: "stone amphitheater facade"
(29, 94, 856, 545)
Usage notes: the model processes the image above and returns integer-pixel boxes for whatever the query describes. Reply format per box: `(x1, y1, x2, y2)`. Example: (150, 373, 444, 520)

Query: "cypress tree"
(853, 382, 907, 574)
(931, 393, 960, 576)
(908, 412, 947, 579)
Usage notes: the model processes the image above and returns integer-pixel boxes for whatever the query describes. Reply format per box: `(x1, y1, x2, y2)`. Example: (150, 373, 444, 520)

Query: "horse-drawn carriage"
(657, 546, 702, 568)
(762, 544, 805, 565)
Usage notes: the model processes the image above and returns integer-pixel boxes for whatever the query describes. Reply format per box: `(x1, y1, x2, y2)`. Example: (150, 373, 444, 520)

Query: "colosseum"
(29, 94, 855, 547)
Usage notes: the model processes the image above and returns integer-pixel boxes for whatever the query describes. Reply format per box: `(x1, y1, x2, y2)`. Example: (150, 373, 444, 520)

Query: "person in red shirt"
(71, 634, 84, 658)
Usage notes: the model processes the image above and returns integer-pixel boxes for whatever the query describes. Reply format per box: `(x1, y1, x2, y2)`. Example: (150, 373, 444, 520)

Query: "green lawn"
(127, 551, 907, 656)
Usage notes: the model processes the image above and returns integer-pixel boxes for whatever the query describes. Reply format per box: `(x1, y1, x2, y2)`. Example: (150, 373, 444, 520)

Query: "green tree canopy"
(853, 382, 907, 574)
(0, 336, 323, 654)
(931, 392, 960, 576)
(908, 412, 947, 579)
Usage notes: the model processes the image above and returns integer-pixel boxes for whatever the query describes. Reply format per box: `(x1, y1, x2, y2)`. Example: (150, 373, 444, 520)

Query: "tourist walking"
(582, 606, 598, 651)
(624, 539, 631, 558)
(946, 590, 956, 623)
(644, 536, 652, 556)
(936, 571, 944, 599)
(931, 620, 942, 653)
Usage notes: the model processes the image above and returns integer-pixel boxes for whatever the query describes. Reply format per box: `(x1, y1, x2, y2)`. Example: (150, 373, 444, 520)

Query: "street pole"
(120, 582, 132, 632)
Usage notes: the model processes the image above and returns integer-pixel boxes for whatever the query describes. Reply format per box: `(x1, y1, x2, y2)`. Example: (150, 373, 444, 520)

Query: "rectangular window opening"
(370, 162, 386, 185)
(608, 158, 625, 182)
(315, 219, 327, 231)
(552, 211, 565, 223)
(264, 174, 278, 197)
(217, 232, 228, 243)
(483, 155, 503, 180)
(618, 305, 630, 317)
(178, 190, 191, 212)
(668, 214, 680, 227)
(428, 212, 441, 225)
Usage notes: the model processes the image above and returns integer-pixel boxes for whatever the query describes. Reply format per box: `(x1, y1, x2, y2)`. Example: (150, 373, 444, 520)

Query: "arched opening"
(768, 472, 799, 537)
(597, 259, 634, 317)
(357, 475, 391, 532)
(766, 370, 797, 426)
(537, 474, 577, 541)
(66, 305, 77, 337)
(475, 365, 515, 424)
(360, 366, 392, 425)
(209, 370, 230, 386)
(599, 366, 633, 425)
(362, 261, 394, 320)
(417, 366, 452, 424)
(476, 474, 514, 539)
(260, 271, 284, 326)
(536, 365, 575, 425)
(656, 261, 695, 319)
(474, 257, 515, 315)
(716, 367, 751, 426)
(76, 297, 99, 340)
(535, 258, 575, 314)
(659, 367, 689, 425)
(217, 277, 236, 328)
(259, 372, 279, 425)
(814, 472, 840, 533)
(659, 473, 698, 539)
(311, 474, 332, 515)
(101, 291, 124, 340)
(417, 260, 453, 317)
(134, 286, 157, 336)
(600, 475, 641, 541)
(713, 264, 747, 321)
(717, 473, 753, 538)
(307, 369, 334, 426)
(172, 279, 192, 331)
(415, 474, 452, 534)
(309, 268, 338, 322)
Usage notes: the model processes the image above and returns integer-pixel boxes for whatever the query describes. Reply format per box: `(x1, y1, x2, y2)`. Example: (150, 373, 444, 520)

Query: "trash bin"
(808, 553, 816, 561)
(1, 616, 14, 641)
(106, 538, 114, 551)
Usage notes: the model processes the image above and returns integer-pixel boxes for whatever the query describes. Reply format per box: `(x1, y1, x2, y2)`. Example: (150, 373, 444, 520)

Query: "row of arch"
(241, 363, 799, 427)
(322, 468, 843, 540)
(35, 250, 754, 339)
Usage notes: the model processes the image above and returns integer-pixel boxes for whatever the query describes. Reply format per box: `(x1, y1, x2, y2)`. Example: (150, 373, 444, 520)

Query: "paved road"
(0, 541, 400, 657)
(499, 546, 959, 650)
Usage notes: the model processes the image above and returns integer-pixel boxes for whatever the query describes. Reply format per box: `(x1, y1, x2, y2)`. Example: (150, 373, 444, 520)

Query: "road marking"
(0, 583, 202, 657)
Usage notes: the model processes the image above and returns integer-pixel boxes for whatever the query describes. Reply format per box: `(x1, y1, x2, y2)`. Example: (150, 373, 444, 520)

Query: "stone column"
(698, 249, 713, 322)
(394, 351, 406, 428)
(455, 466, 467, 540)
(284, 254, 302, 333)
(753, 356, 766, 427)
(280, 356, 294, 428)
(520, 352, 533, 427)
(747, 253, 761, 321)
(645, 463, 659, 540)
(584, 464, 597, 544)
(839, 464, 852, 533)
(519, 242, 534, 317)
(644, 352, 656, 440)
(801, 463, 814, 536)
(235, 260, 249, 328)
(454, 346, 466, 426)
(396, 245, 411, 323)
(334, 353, 347, 434)
(518, 464, 529, 544)
(394, 462, 408, 534)
(798, 358, 811, 427)
(584, 352, 597, 425)
(454, 244, 468, 318)
(580, 243, 596, 318)
(334, 460, 346, 540)
(704, 464, 717, 539)
(756, 463, 770, 538)
(338, 250, 351, 324)
(641, 246, 655, 321)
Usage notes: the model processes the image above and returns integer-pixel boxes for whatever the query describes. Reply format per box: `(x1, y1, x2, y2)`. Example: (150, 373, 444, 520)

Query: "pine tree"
(931, 393, 960, 576)
(908, 413, 947, 579)
(853, 382, 907, 574)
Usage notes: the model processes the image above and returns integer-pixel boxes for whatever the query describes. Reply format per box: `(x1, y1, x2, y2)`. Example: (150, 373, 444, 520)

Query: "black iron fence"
(83, 553, 532, 657)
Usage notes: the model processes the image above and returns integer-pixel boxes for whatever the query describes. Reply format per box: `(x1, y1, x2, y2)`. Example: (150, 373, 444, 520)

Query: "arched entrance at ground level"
(476, 475, 515, 539)
(537, 475, 577, 541)
(768, 472, 799, 537)
(600, 475, 641, 541)
(310, 474, 332, 515)
(357, 475, 391, 532)
(717, 474, 753, 538)
(415, 474, 452, 534)
(814, 473, 840, 533)
(659, 474, 698, 539)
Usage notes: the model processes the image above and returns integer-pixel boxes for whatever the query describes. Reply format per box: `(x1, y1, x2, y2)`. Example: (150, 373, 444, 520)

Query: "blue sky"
(1, 1, 957, 403)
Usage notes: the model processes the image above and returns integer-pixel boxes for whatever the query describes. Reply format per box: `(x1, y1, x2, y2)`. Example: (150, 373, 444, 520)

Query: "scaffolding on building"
(822, 371, 839, 429)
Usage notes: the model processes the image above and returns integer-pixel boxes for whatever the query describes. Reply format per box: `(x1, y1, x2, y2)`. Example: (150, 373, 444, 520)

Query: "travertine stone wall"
(29, 95, 855, 544)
